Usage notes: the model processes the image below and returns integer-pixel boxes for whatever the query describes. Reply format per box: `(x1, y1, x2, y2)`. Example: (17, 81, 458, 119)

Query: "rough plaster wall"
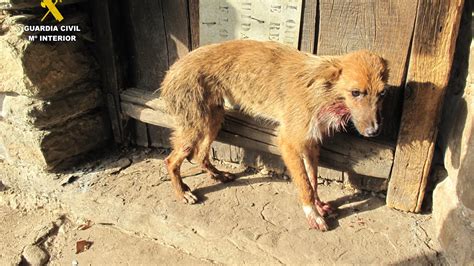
(433, 2, 473, 264)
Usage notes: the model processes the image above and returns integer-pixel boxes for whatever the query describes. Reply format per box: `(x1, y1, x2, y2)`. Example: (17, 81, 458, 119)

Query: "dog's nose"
(365, 125, 381, 137)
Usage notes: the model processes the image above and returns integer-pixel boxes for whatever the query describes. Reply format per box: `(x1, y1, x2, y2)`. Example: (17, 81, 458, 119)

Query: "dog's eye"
(351, 91, 361, 97)
(379, 89, 387, 97)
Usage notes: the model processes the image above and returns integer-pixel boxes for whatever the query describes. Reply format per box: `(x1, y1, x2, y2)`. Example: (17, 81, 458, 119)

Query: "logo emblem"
(41, 0, 64, 22)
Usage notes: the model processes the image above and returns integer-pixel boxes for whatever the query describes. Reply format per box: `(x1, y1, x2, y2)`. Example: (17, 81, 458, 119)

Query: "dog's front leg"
(302, 143, 334, 217)
(279, 138, 328, 231)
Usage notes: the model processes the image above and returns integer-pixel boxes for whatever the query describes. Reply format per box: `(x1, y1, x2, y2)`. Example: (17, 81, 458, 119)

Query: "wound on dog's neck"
(314, 102, 351, 139)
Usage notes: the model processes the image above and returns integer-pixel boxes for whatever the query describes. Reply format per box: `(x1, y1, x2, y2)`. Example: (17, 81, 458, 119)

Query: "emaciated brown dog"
(161, 40, 388, 231)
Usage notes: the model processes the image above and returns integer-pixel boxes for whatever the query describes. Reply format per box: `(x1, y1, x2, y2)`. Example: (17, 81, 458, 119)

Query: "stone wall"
(433, 2, 473, 264)
(0, 1, 110, 169)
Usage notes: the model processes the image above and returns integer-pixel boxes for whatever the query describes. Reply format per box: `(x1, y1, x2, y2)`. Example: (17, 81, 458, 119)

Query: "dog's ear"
(311, 60, 342, 88)
(380, 58, 390, 83)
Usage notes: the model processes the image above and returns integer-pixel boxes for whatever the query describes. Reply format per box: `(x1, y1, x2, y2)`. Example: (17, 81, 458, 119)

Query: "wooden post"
(387, 0, 465, 212)
(188, 0, 200, 50)
(90, 0, 127, 143)
(299, 0, 317, 54)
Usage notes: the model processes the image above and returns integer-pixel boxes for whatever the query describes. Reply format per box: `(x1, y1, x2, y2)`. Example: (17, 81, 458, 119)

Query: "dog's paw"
(209, 171, 236, 183)
(179, 183, 198, 204)
(303, 205, 329, 231)
(182, 191, 198, 204)
(315, 200, 335, 217)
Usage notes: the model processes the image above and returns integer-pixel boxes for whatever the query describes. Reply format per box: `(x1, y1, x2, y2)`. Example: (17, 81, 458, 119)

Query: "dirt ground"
(0, 147, 445, 265)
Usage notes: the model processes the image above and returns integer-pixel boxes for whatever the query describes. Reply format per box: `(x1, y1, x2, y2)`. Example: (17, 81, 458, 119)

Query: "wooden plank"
(162, 0, 191, 64)
(299, 0, 317, 53)
(188, 0, 200, 50)
(145, 0, 191, 147)
(124, 0, 169, 89)
(133, 120, 149, 147)
(387, 0, 465, 212)
(199, 0, 303, 48)
(148, 125, 171, 148)
(121, 88, 395, 179)
(317, 0, 418, 140)
(90, 0, 125, 142)
(317, 0, 417, 86)
(122, 0, 171, 146)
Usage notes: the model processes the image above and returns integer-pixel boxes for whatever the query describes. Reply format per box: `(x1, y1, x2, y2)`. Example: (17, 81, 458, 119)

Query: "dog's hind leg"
(302, 143, 334, 217)
(195, 106, 236, 183)
(165, 128, 199, 204)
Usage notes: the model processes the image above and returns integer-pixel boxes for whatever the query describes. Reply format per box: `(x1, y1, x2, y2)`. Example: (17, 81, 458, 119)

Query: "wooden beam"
(387, 0, 465, 212)
(90, 0, 126, 142)
(121, 88, 395, 179)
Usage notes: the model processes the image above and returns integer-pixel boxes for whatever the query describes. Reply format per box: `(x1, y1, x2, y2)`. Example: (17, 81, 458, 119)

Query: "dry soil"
(0, 148, 444, 265)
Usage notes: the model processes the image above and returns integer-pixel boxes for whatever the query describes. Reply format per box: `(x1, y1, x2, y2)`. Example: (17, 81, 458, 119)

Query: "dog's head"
(320, 50, 388, 137)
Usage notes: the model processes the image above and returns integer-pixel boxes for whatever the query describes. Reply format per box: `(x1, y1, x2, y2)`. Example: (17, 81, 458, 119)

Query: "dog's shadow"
(325, 192, 385, 230)
(187, 170, 384, 230)
(190, 170, 288, 202)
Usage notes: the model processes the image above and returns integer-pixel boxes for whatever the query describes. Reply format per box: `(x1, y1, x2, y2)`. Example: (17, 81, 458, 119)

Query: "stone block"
(0, 139, 6, 161)
(0, 113, 110, 169)
(22, 244, 49, 266)
(0, 86, 102, 129)
(0, 15, 98, 98)
(433, 92, 474, 264)
(433, 3, 474, 263)
(0, 0, 37, 9)
(0, 0, 84, 9)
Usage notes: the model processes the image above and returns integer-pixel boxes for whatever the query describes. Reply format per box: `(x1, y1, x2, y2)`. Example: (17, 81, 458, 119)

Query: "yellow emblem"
(41, 0, 64, 22)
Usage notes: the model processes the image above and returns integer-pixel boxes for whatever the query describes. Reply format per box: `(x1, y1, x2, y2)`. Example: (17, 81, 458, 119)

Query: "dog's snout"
(365, 124, 381, 137)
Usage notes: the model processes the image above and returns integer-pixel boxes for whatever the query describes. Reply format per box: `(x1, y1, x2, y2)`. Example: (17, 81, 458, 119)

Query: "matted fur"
(161, 40, 388, 231)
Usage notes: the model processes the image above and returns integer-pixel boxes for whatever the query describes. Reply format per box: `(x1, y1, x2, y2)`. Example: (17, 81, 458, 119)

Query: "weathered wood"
(188, 0, 200, 50)
(90, 0, 125, 142)
(133, 121, 149, 147)
(143, 0, 192, 148)
(121, 88, 395, 179)
(123, 0, 176, 146)
(299, 0, 317, 53)
(317, 0, 418, 140)
(387, 0, 465, 212)
(124, 0, 169, 88)
(199, 0, 303, 48)
(162, 0, 191, 64)
(148, 125, 171, 148)
(317, 0, 417, 86)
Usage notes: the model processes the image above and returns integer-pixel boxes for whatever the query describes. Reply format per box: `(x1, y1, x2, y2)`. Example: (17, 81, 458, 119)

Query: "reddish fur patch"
(317, 102, 352, 136)
(322, 102, 350, 118)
